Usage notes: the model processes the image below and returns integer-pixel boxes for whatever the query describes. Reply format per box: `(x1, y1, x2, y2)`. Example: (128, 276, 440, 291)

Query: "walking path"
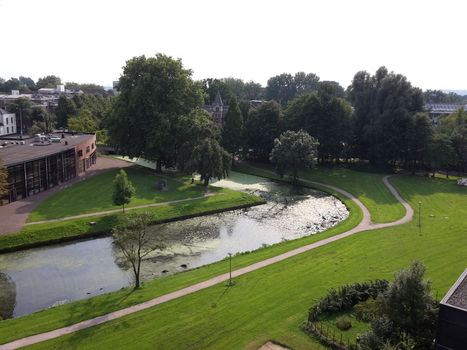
(0, 157, 133, 235)
(24, 193, 218, 225)
(0, 172, 413, 350)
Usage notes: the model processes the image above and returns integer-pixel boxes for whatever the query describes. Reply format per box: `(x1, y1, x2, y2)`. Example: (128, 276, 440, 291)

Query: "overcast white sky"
(0, 0, 465, 90)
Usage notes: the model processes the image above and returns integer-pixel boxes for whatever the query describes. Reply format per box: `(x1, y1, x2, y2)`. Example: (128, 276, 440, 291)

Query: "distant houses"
(0, 109, 17, 136)
(425, 103, 467, 124)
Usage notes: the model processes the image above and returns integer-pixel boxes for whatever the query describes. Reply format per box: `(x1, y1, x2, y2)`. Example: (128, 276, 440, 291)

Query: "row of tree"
(0, 75, 109, 95)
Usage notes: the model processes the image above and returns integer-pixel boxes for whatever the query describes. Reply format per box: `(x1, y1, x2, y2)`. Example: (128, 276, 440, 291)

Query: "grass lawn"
(235, 162, 406, 224)
(6, 173, 466, 350)
(27, 166, 207, 222)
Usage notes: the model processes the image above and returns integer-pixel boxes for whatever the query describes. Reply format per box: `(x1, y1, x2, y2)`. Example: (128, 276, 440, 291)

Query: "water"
(0, 172, 348, 318)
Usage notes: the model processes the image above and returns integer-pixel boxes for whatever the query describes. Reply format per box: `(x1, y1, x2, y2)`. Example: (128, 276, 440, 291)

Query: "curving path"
(0, 173, 413, 350)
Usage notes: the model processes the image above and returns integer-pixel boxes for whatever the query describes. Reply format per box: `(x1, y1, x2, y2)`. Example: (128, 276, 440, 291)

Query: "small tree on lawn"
(112, 169, 135, 213)
(270, 130, 319, 184)
(112, 213, 163, 289)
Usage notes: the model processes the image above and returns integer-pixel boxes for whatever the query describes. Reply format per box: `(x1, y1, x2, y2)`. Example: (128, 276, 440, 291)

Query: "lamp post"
(228, 253, 233, 286)
(418, 201, 422, 234)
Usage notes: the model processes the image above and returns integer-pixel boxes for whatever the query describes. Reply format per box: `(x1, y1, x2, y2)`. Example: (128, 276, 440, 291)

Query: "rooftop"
(0, 133, 94, 166)
(442, 269, 467, 311)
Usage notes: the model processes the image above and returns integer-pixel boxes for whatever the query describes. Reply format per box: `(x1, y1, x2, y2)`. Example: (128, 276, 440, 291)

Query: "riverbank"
(0, 188, 264, 253)
(0, 172, 362, 345)
(3, 171, 466, 349)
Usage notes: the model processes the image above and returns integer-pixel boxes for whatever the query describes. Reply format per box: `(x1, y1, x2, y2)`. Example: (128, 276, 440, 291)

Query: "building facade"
(425, 103, 467, 124)
(0, 133, 96, 205)
(204, 92, 229, 124)
(0, 109, 17, 136)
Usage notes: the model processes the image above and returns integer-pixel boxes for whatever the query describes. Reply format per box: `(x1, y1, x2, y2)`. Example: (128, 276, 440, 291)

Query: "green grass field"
(1, 170, 466, 349)
(27, 167, 207, 222)
(235, 162, 406, 224)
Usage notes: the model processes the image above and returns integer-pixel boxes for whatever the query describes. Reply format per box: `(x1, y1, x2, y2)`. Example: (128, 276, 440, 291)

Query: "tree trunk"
(204, 177, 209, 188)
(156, 159, 162, 173)
(122, 203, 125, 213)
(135, 259, 141, 289)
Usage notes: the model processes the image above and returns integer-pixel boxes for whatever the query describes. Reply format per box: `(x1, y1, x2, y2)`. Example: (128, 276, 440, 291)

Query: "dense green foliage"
(246, 100, 282, 160)
(221, 96, 244, 154)
(266, 72, 320, 106)
(36, 75, 61, 89)
(112, 169, 135, 212)
(359, 262, 438, 349)
(0, 159, 7, 197)
(67, 108, 98, 133)
(107, 54, 203, 172)
(271, 130, 319, 182)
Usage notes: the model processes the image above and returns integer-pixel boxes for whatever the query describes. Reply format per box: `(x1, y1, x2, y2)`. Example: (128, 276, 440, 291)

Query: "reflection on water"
(0, 172, 348, 318)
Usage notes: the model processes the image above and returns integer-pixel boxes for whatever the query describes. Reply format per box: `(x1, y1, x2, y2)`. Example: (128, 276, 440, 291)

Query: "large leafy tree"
(36, 75, 61, 89)
(178, 111, 231, 187)
(107, 54, 203, 172)
(246, 100, 282, 160)
(55, 96, 78, 127)
(271, 130, 319, 183)
(112, 213, 163, 289)
(284, 91, 352, 162)
(221, 96, 244, 155)
(406, 113, 432, 173)
(438, 108, 467, 172)
(6, 97, 33, 134)
(266, 72, 320, 106)
(67, 108, 98, 133)
(348, 67, 424, 165)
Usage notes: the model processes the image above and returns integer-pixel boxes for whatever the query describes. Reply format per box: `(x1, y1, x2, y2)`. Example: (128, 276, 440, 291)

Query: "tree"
(107, 54, 203, 172)
(284, 91, 352, 162)
(67, 108, 98, 133)
(271, 130, 319, 183)
(55, 96, 78, 127)
(18, 76, 36, 92)
(246, 100, 282, 160)
(36, 75, 61, 89)
(112, 213, 163, 289)
(348, 67, 424, 165)
(407, 113, 433, 173)
(0, 159, 8, 198)
(427, 133, 456, 177)
(112, 169, 135, 213)
(221, 96, 244, 155)
(266, 72, 320, 106)
(6, 97, 33, 134)
(360, 261, 438, 349)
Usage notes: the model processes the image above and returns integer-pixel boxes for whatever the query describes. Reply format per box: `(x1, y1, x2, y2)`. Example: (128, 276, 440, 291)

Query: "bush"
(354, 298, 379, 322)
(336, 316, 352, 331)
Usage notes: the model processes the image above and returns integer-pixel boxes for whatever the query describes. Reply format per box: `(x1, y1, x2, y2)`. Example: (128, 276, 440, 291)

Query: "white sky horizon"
(0, 0, 466, 91)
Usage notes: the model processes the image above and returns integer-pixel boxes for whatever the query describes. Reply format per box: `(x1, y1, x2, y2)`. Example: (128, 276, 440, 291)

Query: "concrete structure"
(0, 133, 96, 205)
(435, 269, 467, 349)
(204, 91, 229, 124)
(425, 103, 467, 124)
(0, 109, 16, 136)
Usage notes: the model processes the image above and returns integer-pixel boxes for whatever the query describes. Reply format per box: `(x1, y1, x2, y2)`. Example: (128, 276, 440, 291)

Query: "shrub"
(336, 316, 352, 331)
(354, 298, 379, 322)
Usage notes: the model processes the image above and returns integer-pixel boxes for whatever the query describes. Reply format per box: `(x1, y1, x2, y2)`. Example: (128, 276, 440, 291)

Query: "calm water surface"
(0, 172, 348, 318)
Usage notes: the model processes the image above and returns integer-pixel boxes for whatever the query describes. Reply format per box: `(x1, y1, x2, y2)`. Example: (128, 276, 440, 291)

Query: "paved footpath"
(0, 172, 413, 350)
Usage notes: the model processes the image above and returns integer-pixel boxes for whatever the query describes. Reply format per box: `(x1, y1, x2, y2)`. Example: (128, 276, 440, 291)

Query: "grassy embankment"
(235, 162, 406, 224)
(0, 169, 363, 345)
(0, 167, 264, 252)
(6, 171, 467, 349)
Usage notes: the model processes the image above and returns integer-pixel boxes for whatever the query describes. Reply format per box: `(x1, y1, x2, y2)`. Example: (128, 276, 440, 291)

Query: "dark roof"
(0, 133, 94, 166)
(425, 103, 467, 114)
(442, 269, 467, 311)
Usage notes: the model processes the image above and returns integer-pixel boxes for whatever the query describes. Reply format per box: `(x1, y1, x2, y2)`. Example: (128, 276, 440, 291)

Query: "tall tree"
(67, 108, 97, 133)
(427, 133, 456, 177)
(36, 75, 61, 89)
(112, 169, 135, 213)
(284, 91, 352, 162)
(6, 97, 33, 134)
(348, 67, 424, 165)
(266, 72, 320, 106)
(107, 54, 203, 172)
(112, 213, 163, 289)
(221, 96, 244, 155)
(55, 96, 78, 127)
(271, 130, 319, 183)
(178, 111, 231, 187)
(407, 113, 432, 173)
(246, 100, 282, 160)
